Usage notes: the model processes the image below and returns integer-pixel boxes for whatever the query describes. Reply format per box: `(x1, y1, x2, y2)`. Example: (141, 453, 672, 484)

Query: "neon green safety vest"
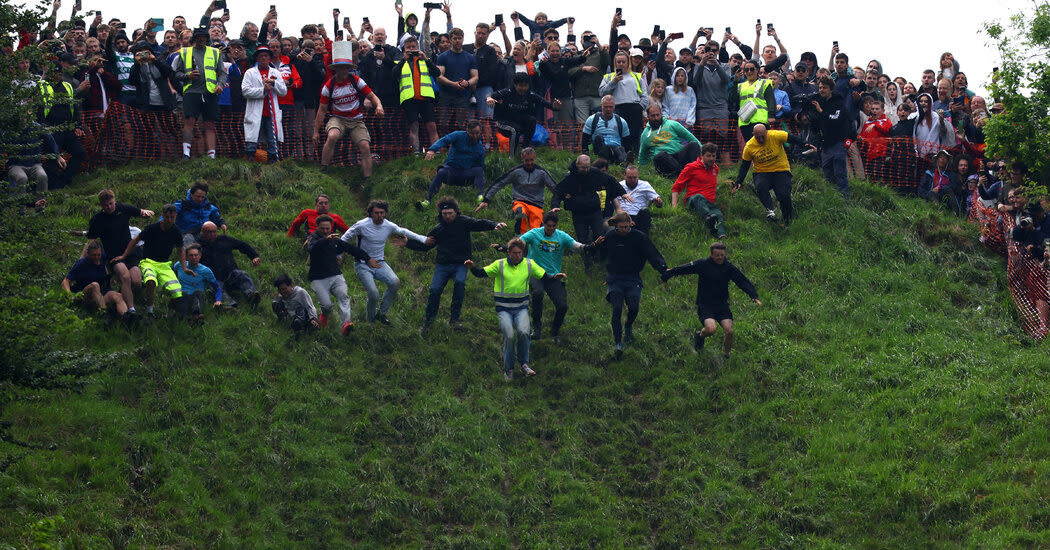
(738, 78, 771, 126)
(39, 81, 76, 118)
(490, 258, 543, 308)
(604, 71, 644, 96)
(399, 59, 436, 103)
(181, 46, 220, 93)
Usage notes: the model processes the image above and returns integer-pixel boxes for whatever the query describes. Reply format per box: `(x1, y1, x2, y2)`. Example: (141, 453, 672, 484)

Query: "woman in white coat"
(241, 46, 287, 161)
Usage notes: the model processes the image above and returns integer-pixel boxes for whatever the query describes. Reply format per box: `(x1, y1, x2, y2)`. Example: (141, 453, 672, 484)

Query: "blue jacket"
(428, 131, 486, 170)
(175, 189, 226, 234)
(172, 261, 222, 299)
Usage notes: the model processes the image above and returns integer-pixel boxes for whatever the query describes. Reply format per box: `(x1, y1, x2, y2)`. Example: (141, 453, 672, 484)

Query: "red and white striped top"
(319, 75, 373, 120)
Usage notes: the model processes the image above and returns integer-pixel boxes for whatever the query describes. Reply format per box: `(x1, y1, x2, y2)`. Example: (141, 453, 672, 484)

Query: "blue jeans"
(354, 260, 400, 321)
(496, 306, 530, 373)
(428, 165, 486, 200)
(821, 141, 850, 198)
(424, 263, 467, 322)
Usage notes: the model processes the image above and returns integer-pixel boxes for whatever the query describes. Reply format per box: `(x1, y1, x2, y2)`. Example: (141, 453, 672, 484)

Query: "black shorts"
(401, 98, 435, 123)
(698, 303, 733, 322)
(183, 92, 220, 122)
(114, 247, 142, 269)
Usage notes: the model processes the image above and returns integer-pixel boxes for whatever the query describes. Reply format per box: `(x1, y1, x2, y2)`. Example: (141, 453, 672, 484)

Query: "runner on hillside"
(465, 237, 567, 381)
(662, 241, 761, 359)
(408, 196, 507, 333)
(515, 210, 598, 342)
(590, 211, 667, 357)
(732, 123, 814, 226)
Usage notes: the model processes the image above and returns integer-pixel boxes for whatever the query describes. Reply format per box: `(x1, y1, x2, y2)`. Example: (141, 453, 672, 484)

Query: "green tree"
(984, 2, 1050, 188)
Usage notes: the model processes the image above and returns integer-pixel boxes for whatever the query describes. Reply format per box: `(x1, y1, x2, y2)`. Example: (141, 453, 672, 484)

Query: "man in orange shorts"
(476, 147, 558, 234)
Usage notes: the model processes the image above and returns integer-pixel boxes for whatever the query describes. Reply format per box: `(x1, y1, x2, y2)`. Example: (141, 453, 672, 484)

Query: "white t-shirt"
(340, 218, 426, 262)
(617, 180, 660, 216)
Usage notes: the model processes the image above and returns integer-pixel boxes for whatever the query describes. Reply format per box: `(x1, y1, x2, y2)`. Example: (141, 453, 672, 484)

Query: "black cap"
(58, 52, 76, 64)
(192, 26, 209, 39)
(130, 41, 152, 53)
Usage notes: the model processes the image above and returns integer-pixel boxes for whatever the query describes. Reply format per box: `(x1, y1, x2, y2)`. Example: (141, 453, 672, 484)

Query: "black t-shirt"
(140, 221, 183, 262)
(66, 256, 112, 293)
(87, 203, 142, 254)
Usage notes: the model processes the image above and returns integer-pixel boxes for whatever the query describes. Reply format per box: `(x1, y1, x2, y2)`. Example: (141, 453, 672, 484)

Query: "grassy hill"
(1, 150, 1048, 547)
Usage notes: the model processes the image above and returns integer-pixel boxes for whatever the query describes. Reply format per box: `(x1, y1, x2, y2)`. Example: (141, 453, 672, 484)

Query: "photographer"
(568, 30, 609, 122)
(809, 75, 852, 197)
(127, 41, 177, 112)
(692, 40, 733, 165)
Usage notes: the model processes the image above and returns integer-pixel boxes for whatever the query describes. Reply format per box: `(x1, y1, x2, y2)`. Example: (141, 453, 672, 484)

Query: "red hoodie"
(276, 55, 302, 105)
(860, 114, 892, 160)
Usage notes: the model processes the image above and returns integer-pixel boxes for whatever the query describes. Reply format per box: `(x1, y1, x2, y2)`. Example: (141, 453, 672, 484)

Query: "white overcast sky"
(27, 0, 1032, 96)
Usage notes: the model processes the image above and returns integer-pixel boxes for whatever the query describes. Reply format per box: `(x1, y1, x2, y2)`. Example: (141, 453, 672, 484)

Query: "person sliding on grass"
(62, 240, 131, 325)
(466, 237, 567, 381)
(421, 119, 487, 207)
(661, 241, 761, 359)
(271, 272, 320, 335)
(672, 142, 725, 239)
(111, 204, 189, 320)
(590, 211, 667, 358)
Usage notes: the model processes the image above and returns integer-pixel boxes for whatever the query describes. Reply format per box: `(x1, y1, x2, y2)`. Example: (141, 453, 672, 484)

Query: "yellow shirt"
(741, 130, 790, 173)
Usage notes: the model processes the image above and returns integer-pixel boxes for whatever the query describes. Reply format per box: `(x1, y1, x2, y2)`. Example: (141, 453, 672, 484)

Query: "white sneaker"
(766, 209, 776, 220)
(504, 370, 514, 382)
(521, 363, 536, 377)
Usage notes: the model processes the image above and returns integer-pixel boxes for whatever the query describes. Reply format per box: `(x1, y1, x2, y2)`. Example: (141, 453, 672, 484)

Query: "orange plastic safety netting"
(968, 196, 1050, 339)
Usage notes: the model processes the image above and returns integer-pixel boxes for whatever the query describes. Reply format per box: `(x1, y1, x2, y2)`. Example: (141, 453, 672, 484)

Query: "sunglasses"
(744, 67, 757, 72)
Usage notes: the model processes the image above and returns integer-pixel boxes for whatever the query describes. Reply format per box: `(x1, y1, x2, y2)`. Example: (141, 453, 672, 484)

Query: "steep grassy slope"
(1, 151, 1047, 547)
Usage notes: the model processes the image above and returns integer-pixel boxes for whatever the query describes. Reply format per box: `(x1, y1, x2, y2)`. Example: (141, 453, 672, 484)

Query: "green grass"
(1, 149, 1048, 547)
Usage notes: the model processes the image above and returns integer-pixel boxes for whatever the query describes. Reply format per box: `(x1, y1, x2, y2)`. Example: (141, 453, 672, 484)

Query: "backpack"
(588, 114, 625, 138)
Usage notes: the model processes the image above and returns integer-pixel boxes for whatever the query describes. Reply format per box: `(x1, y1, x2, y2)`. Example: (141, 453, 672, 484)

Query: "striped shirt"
(319, 75, 373, 120)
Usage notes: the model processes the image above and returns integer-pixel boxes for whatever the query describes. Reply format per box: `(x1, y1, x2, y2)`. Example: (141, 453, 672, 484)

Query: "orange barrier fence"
(968, 196, 1049, 339)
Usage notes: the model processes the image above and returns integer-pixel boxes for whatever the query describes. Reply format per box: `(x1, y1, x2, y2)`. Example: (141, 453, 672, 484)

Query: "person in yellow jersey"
(465, 238, 567, 381)
(173, 26, 227, 159)
(729, 60, 775, 143)
(732, 123, 815, 226)
(393, 36, 440, 154)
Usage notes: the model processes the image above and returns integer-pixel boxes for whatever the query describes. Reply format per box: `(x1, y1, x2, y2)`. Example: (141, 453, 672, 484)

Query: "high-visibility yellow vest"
(604, 71, 644, 96)
(399, 59, 435, 103)
(738, 78, 771, 126)
(181, 46, 220, 93)
(40, 81, 76, 118)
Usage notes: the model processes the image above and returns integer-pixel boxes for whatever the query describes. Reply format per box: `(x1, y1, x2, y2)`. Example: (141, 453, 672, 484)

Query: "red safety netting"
(968, 194, 1050, 339)
(79, 104, 774, 168)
